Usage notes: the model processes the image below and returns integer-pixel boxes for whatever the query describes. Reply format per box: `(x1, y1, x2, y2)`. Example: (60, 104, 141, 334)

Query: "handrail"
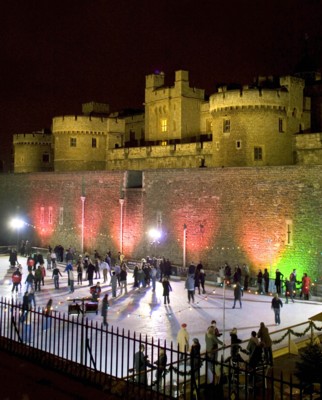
(216, 319, 322, 361)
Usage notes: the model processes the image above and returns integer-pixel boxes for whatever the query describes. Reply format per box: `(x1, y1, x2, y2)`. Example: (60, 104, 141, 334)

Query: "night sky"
(1, 0, 322, 171)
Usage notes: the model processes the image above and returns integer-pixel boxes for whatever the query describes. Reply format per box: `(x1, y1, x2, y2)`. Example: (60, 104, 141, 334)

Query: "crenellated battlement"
(13, 133, 52, 145)
(210, 87, 290, 112)
(52, 115, 107, 134)
(145, 70, 205, 104)
(210, 75, 306, 113)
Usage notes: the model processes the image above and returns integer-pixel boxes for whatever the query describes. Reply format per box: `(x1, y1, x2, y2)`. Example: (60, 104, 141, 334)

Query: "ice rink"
(1, 254, 321, 354)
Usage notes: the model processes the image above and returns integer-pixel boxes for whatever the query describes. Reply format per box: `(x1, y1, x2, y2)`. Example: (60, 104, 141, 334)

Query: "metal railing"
(0, 297, 321, 399)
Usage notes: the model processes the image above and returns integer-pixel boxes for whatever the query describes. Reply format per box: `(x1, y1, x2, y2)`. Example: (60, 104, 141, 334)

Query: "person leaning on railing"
(205, 325, 223, 363)
(134, 344, 154, 385)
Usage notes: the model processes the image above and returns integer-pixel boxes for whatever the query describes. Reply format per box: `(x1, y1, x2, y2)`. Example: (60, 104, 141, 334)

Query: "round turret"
(13, 132, 53, 173)
(52, 115, 108, 171)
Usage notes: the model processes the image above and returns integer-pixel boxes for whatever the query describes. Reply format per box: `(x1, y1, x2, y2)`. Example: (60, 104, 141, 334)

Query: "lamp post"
(183, 224, 187, 269)
(222, 278, 226, 359)
(267, 238, 273, 292)
(80, 196, 86, 253)
(10, 218, 25, 252)
(119, 199, 125, 253)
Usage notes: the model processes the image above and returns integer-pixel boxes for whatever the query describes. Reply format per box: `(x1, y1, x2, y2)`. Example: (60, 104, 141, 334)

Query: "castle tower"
(144, 70, 205, 143)
(52, 103, 109, 172)
(209, 76, 309, 167)
(13, 131, 53, 173)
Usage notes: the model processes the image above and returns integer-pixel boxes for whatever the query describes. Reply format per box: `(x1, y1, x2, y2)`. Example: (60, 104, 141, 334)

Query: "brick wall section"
(142, 165, 322, 278)
(0, 165, 321, 278)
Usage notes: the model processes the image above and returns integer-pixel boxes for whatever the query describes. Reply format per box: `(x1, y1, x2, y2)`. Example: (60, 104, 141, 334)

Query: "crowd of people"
(221, 261, 312, 301)
(133, 317, 275, 387)
(7, 246, 315, 388)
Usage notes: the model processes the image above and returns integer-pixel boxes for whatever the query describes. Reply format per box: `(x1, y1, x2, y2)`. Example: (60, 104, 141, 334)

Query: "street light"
(148, 228, 162, 255)
(10, 218, 25, 251)
(148, 228, 161, 243)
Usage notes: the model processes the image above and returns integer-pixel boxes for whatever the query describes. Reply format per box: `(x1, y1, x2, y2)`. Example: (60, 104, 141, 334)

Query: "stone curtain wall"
(0, 171, 124, 256)
(142, 166, 322, 278)
(0, 165, 321, 279)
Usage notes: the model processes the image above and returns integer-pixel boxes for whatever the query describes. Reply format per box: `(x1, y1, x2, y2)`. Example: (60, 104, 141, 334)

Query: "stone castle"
(13, 69, 322, 173)
(7, 67, 322, 278)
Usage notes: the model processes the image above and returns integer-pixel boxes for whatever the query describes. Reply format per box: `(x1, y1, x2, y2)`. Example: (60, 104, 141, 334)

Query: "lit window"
(254, 147, 263, 161)
(161, 119, 168, 133)
(92, 138, 97, 148)
(59, 207, 64, 225)
(161, 141, 168, 146)
(70, 138, 77, 147)
(223, 119, 230, 133)
(48, 207, 53, 225)
(279, 118, 284, 133)
(236, 140, 241, 149)
(42, 153, 50, 163)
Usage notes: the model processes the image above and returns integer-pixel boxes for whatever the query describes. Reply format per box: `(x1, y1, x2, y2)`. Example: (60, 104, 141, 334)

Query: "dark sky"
(1, 0, 322, 170)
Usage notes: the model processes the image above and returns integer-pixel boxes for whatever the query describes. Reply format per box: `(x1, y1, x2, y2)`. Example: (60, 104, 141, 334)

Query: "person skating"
(11, 266, 22, 294)
(162, 276, 172, 305)
(271, 293, 283, 325)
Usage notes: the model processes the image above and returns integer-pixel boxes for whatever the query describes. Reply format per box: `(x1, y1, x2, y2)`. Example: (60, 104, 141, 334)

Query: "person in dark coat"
(243, 264, 250, 291)
(188, 262, 196, 275)
(153, 348, 167, 386)
(275, 269, 284, 295)
(164, 259, 172, 277)
(190, 338, 202, 389)
(101, 294, 109, 326)
(159, 257, 166, 282)
(271, 293, 283, 325)
(199, 269, 206, 294)
(284, 279, 294, 303)
(257, 269, 263, 293)
(86, 260, 95, 286)
(263, 268, 269, 293)
(230, 328, 243, 363)
(258, 322, 273, 365)
(162, 277, 172, 305)
(52, 264, 62, 289)
(134, 344, 153, 385)
(194, 269, 201, 294)
(232, 281, 242, 308)
(247, 331, 263, 369)
(20, 292, 30, 322)
(9, 249, 18, 268)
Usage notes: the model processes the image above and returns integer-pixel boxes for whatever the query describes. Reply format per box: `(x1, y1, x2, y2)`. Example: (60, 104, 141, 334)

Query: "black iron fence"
(0, 297, 320, 399)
